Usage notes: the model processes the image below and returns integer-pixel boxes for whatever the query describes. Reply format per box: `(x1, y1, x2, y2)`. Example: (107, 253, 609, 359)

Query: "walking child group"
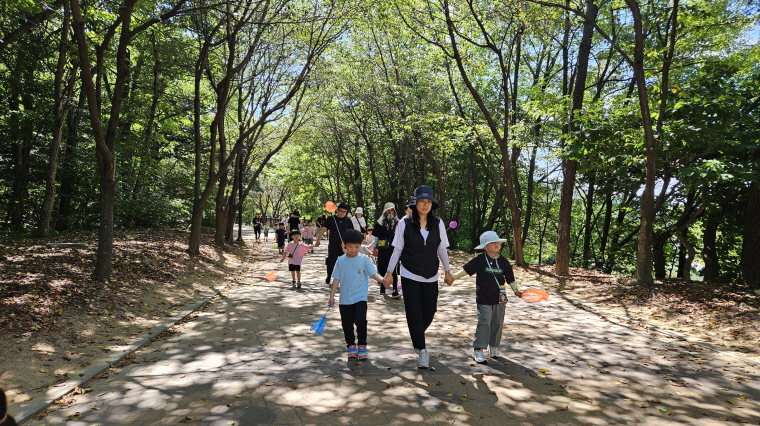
(275, 185, 526, 366)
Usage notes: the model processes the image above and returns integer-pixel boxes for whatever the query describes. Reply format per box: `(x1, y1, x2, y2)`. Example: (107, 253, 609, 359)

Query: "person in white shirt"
(383, 185, 454, 369)
(351, 207, 367, 234)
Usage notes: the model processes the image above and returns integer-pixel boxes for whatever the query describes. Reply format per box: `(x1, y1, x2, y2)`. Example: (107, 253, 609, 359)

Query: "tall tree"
(554, 0, 598, 275)
(70, 0, 188, 280)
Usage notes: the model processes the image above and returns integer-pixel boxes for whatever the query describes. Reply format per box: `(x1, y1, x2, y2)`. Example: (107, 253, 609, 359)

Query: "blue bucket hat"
(409, 185, 438, 209)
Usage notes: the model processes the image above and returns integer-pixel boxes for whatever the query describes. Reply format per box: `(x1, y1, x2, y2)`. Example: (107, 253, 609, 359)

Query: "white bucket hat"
(474, 231, 508, 250)
(354, 207, 363, 215)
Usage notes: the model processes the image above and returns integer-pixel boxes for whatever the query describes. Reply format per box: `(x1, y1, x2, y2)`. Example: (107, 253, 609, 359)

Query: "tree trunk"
(627, 0, 658, 284)
(522, 144, 538, 246)
(39, 3, 71, 237)
(555, 0, 597, 275)
(599, 191, 612, 267)
(675, 231, 694, 281)
(652, 234, 668, 279)
(582, 171, 596, 268)
(57, 90, 85, 231)
(702, 207, 720, 281)
(70, 0, 138, 281)
(741, 183, 760, 288)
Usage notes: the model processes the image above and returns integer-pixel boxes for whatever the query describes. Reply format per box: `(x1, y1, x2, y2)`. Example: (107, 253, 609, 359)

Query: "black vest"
(400, 217, 441, 278)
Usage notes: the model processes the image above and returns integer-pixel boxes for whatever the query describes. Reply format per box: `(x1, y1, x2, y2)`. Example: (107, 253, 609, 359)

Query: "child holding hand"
(451, 231, 522, 364)
(327, 229, 387, 360)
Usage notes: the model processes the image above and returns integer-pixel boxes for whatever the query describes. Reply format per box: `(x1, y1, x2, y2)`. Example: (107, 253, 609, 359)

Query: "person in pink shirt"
(280, 230, 313, 289)
(301, 220, 316, 253)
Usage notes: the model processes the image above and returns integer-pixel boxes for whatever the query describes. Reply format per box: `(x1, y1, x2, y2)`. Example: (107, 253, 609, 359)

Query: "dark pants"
(401, 277, 439, 350)
(339, 301, 368, 347)
(254, 226, 261, 239)
(376, 249, 398, 292)
(325, 251, 340, 283)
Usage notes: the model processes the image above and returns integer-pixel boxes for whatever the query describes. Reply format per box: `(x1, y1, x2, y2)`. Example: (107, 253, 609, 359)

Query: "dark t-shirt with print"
(462, 253, 515, 305)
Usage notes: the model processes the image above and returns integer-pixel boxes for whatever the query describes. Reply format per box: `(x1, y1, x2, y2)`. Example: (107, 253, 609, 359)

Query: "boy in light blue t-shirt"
(328, 229, 387, 360)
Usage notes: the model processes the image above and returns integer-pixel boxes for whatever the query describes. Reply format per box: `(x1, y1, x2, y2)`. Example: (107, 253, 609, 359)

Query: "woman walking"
(383, 185, 454, 368)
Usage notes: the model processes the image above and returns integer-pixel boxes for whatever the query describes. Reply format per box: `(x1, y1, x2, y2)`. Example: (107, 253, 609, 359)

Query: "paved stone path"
(23, 230, 760, 425)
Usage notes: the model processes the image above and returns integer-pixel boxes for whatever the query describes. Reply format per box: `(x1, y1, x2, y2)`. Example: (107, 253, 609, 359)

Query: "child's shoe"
(391, 291, 401, 299)
(357, 345, 368, 360)
(291, 280, 297, 288)
(347, 345, 358, 358)
(296, 281, 301, 289)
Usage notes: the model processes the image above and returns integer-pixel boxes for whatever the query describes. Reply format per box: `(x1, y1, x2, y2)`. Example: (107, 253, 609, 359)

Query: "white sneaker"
(489, 347, 499, 358)
(417, 349, 430, 368)
(472, 349, 487, 364)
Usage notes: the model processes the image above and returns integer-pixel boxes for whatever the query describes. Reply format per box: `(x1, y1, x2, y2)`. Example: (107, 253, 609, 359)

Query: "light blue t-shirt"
(331, 254, 377, 305)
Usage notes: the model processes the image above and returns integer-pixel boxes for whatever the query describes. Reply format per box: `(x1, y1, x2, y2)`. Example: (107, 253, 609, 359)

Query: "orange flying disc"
(520, 289, 549, 303)
(265, 270, 276, 281)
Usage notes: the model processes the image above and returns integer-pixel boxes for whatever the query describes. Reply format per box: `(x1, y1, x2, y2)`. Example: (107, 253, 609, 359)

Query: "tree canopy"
(0, 0, 758, 286)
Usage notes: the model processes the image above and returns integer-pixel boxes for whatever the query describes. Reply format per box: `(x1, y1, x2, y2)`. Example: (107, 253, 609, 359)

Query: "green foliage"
(0, 0, 758, 284)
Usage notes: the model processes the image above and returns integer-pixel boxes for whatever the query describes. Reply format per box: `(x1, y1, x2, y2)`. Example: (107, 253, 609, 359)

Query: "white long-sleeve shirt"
(386, 217, 451, 282)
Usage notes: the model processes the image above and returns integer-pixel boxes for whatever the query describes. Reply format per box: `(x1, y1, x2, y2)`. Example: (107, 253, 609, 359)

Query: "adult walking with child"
(383, 185, 454, 368)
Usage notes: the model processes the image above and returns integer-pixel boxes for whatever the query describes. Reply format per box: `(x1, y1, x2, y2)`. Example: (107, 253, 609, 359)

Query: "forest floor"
(2, 230, 759, 411)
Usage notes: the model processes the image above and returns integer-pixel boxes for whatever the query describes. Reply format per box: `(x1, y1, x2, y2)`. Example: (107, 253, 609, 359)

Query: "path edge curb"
(16, 243, 254, 425)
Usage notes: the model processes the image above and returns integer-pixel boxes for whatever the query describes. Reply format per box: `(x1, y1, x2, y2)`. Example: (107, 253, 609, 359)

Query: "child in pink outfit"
(301, 221, 316, 253)
(280, 230, 313, 289)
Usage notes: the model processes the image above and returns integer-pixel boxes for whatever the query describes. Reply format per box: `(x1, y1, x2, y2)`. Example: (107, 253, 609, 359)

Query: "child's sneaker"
(357, 345, 368, 360)
(296, 281, 301, 289)
(347, 345, 358, 358)
(391, 291, 401, 299)
(291, 280, 297, 288)
(488, 347, 499, 359)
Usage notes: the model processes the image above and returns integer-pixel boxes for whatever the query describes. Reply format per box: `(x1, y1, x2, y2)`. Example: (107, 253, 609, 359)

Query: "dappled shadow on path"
(26, 243, 760, 426)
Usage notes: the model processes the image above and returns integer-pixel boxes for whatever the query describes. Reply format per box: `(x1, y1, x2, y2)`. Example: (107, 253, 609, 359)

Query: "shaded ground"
(516, 265, 760, 362)
(0, 229, 247, 406)
(19, 238, 760, 426)
(2, 231, 758, 416)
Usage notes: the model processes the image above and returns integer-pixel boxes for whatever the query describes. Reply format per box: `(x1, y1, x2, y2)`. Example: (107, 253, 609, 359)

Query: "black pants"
(325, 252, 338, 283)
(254, 226, 261, 239)
(376, 249, 398, 291)
(339, 301, 368, 347)
(401, 277, 439, 350)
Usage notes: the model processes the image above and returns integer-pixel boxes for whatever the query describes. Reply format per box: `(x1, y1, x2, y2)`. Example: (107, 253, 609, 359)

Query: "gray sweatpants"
(472, 303, 506, 350)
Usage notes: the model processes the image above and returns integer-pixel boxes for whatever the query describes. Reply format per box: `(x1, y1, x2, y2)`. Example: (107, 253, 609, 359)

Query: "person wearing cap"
(351, 207, 367, 234)
(373, 202, 401, 298)
(450, 231, 522, 364)
(315, 202, 352, 284)
(383, 185, 454, 368)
